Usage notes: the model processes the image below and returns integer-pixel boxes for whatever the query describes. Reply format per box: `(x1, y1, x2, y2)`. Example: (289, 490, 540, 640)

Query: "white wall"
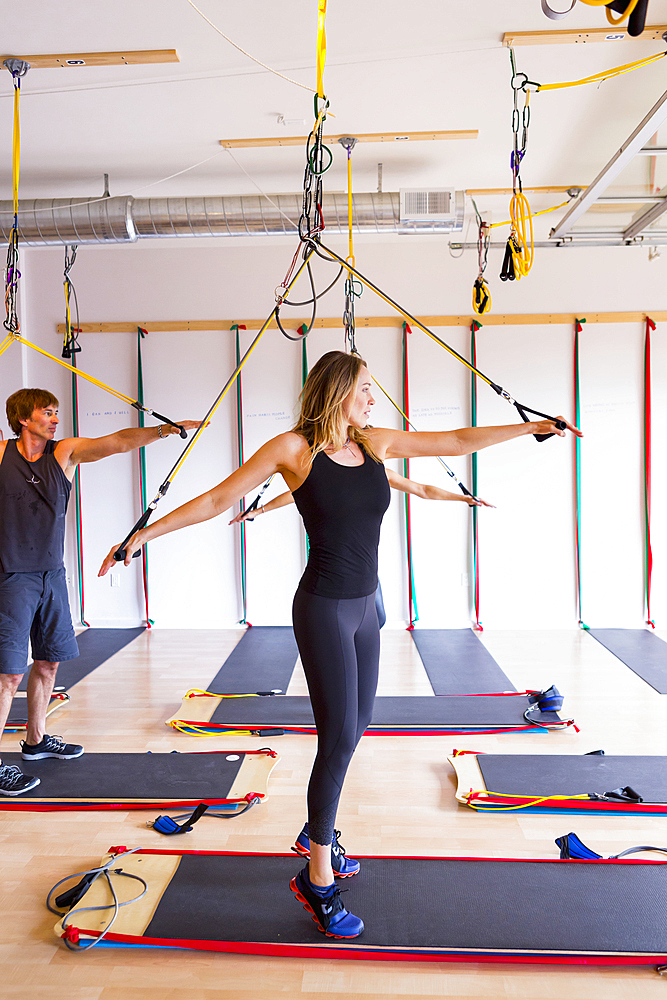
(2, 233, 665, 629)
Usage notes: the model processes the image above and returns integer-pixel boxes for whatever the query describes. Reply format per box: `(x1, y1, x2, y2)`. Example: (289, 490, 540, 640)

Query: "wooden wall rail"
(57, 312, 666, 335)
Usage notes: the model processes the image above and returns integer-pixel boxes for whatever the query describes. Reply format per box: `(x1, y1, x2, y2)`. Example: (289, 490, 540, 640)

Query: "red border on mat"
(74, 931, 667, 965)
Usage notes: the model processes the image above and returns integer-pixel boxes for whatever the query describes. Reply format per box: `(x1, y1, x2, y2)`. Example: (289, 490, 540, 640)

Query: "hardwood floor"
(1, 627, 666, 998)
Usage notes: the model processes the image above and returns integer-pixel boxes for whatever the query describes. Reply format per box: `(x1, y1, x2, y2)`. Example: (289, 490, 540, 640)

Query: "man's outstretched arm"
(58, 420, 201, 470)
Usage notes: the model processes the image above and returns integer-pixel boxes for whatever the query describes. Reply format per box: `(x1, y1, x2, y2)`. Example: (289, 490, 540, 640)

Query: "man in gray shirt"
(0, 387, 198, 795)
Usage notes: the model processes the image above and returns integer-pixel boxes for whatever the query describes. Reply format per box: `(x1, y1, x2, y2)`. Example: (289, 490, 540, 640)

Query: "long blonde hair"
(293, 350, 381, 463)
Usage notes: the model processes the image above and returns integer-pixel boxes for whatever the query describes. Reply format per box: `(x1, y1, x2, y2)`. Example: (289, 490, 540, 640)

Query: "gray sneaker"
(0, 763, 40, 796)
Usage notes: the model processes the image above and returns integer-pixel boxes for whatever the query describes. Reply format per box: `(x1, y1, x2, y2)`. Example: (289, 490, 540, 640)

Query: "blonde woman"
(101, 350, 579, 939)
(229, 468, 491, 627)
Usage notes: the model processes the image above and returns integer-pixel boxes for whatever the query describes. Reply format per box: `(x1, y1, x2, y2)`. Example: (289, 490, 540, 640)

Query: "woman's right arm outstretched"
(98, 432, 306, 575)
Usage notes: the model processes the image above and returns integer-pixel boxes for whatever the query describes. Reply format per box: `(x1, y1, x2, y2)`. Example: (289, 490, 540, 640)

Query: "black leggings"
(292, 586, 380, 846)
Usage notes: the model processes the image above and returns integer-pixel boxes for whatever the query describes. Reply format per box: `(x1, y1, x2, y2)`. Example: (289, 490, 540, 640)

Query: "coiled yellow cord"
(509, 191, 534, 279)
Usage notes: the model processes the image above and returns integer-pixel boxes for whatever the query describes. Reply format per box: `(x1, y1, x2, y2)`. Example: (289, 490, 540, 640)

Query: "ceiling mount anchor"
(377, 162, 383, 194)
(3, 58, 30, 78)
(103, 173, 110, 198)
(337, 136, 358, 154)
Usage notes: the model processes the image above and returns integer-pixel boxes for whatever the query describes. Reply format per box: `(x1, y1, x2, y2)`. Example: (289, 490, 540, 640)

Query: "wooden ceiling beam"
(503, 26, 667, 45)
(1, 49, 179, 69)
(219, 130, 478, 149)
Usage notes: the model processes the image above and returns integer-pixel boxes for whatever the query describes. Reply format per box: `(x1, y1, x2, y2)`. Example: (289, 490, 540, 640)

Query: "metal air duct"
(0, 191, 464, 246)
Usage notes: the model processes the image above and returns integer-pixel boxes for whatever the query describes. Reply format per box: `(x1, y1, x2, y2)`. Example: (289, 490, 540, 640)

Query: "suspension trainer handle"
(113, 508, 154, 562)
(131, 401, 187, 439)
(241, 494, 263, 522)
(514, 401, 567, 442)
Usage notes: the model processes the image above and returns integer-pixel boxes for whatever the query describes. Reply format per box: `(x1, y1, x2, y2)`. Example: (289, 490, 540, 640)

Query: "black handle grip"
(178, 425, 187, 439)
(113, 548, 141, 562)
(113, 508, 154, 562)
(534, 420, 566, 443)
(242, 494, 262, 522)
(500, 240, 515, 282)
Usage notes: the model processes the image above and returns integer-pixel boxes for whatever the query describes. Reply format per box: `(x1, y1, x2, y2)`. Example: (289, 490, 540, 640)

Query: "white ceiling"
(2, 0, 667, 237)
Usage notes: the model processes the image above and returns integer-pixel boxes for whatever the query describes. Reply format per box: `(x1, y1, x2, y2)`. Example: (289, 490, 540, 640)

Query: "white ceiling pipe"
(550, 87, 667, 241)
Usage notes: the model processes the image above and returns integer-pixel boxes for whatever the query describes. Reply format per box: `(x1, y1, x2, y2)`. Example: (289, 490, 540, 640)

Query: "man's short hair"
(6, 389, 59, 436)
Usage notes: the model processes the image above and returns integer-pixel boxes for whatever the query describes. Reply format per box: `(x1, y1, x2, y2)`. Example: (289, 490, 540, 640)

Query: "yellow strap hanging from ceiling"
(12, 80, 20, 215)
(347, 150, 354, 266)
(316, 0, 328, 99)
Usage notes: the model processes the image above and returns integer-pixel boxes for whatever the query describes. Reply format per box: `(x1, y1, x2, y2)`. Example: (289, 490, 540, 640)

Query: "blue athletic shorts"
(0, 568, 79, 674)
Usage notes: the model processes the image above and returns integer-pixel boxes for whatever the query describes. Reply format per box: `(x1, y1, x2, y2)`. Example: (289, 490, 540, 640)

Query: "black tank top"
(293, 445, 391, 599)
(0, 439, 71, 572)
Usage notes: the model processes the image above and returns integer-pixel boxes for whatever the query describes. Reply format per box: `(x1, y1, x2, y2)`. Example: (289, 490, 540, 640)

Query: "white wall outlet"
(110, 573, 121, 588)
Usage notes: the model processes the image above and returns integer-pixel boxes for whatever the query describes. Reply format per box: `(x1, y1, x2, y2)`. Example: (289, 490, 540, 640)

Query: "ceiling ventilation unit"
(399, 188, 464, 231)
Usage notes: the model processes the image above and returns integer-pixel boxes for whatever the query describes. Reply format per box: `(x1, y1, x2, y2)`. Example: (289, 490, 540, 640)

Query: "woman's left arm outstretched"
(371, 416, 581, 460)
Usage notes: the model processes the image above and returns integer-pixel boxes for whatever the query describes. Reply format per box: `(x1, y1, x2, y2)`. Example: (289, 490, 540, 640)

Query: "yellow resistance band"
(159, 249, 315, 485)
(166, 308, 274, 481)
(0, 334, 15, 359)
(183, 689, 259, 700)
(509, 190, 534, 279)
(370, 371, 412, 429)
(7, 334, 141, 406)
(347, 150, 354, 267)
(489, 199, 571, 230)
(316, 0, 328, 99)
(605, 0, 640, 23)
(167, 721, 255, 737)
(579, 0, 640, 24)
(12, 80, 20, 216)
(465, 789, 590, 812)
(537, 50, 666, 92)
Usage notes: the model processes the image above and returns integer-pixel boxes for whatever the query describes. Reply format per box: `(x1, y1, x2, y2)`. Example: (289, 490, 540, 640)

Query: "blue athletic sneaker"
(292, 822, 361, 878)
(290, 865, 364, 939)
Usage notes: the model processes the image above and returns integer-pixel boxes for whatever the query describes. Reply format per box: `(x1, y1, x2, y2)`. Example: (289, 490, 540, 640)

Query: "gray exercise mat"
(478, 754, 667, 802)
(587, 629, 667, 694)
(141, 853, 667, 956)
(410, 629, 515, 694)
(208, 694, 559, 729)
(0, 750, 244, 800)
(207, 626, 298, 694)
(17, 627, 145, 692)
